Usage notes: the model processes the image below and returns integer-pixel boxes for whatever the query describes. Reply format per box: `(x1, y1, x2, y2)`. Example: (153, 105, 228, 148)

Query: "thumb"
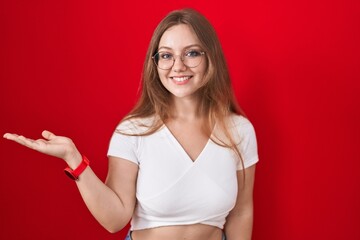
(42, 130, 56, 140)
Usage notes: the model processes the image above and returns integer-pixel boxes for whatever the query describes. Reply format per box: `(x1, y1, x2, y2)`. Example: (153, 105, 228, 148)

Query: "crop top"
(107, 114, 259, 230)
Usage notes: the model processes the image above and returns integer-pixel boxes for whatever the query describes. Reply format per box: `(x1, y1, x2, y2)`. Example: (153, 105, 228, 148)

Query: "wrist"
(64, 154, 90, 181)
(64, 151, 82, 169)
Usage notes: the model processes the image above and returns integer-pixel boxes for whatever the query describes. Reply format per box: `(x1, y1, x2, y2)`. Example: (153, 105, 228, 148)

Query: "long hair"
(121, 8, 246, 172)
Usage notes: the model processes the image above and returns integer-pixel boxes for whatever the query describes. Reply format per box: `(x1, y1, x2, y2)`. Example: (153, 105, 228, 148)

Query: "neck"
(169, 96, 203, 121)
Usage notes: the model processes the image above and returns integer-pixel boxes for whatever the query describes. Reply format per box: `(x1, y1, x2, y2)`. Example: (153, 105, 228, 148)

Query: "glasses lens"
(153, 52, 174, 70)
(183, 50, 204, 68)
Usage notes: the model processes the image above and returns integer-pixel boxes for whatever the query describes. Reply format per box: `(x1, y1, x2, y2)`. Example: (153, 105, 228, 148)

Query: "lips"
(171, 76, 192, 85)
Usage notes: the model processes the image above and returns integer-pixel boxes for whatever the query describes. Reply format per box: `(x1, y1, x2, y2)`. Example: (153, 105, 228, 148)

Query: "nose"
(172, 55, 187, 72)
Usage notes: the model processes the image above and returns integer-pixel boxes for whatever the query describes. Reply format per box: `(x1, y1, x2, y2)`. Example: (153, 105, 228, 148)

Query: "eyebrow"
(158, 44, 202, 51)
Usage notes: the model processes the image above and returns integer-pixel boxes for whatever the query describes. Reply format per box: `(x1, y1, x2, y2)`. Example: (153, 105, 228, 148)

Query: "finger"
(42, 130, 56, 140)
(3, 133, 20, 140)
(5, 134, 36, 149)
(4, 133, 31, 146)
(4, 133, 45, 151)
(17, 135, 37, 148)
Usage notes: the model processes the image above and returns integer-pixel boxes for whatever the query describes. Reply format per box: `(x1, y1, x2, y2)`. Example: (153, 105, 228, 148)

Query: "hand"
(3, 130, 82, 167)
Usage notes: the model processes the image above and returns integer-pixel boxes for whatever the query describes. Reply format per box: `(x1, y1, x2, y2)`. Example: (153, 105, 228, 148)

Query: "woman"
(3, 8, 258, 240)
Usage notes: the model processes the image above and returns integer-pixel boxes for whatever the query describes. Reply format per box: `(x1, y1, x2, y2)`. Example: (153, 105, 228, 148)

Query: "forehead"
(158, 24, 201, 51)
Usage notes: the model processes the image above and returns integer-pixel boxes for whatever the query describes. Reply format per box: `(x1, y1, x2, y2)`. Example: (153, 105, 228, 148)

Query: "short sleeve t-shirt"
(107, 114, 259, 230)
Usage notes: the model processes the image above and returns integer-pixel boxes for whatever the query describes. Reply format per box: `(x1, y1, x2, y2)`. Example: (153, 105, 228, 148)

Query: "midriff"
(131, 224, 223, 240)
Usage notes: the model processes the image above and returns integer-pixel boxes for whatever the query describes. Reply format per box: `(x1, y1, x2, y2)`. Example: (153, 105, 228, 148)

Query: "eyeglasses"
(152, 49, 205, 70)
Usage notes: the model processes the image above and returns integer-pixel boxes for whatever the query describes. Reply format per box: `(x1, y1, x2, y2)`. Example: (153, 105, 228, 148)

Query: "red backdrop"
(1, 0, 359, 239)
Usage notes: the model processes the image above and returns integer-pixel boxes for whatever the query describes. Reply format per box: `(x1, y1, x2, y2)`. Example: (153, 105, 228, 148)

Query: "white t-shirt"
(107, 114, 259, 230)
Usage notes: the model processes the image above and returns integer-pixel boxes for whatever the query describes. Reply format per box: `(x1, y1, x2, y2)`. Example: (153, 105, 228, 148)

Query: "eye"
(185, 50, 202, 58)
(159, 52, 173, 60)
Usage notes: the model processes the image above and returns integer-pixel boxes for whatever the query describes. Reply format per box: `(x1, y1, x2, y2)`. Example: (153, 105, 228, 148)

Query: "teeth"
(172, 76, 191, 82)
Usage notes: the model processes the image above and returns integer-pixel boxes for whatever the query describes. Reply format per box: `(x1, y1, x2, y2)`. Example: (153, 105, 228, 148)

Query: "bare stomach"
(131, 224, 223, 240)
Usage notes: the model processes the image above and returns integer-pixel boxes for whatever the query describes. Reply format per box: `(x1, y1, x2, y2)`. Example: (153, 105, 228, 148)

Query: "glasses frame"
(152, 50, 206, 70)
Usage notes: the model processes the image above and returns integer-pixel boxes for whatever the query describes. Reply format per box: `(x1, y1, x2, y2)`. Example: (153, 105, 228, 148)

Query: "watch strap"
(64, 155, 89, 181)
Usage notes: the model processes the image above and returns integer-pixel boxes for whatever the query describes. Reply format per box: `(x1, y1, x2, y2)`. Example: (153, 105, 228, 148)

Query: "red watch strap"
(64, 155, 90, 180)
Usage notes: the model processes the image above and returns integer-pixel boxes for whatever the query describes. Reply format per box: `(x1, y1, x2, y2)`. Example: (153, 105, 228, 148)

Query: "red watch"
(64, 155, 90, 181)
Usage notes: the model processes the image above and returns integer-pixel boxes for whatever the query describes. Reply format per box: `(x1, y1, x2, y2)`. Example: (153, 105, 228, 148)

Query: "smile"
(171, 76, 192, 83)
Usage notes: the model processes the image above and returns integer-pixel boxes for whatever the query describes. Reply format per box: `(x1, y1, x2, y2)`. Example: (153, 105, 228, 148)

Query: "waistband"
(124, 231, 226, 240)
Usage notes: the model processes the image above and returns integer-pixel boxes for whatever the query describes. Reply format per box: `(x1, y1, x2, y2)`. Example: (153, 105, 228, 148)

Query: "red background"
(1, 0, 359, 239)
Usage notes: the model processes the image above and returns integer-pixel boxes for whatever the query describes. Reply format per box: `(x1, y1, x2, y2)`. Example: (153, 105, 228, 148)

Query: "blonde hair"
(121, 8, 246, 173)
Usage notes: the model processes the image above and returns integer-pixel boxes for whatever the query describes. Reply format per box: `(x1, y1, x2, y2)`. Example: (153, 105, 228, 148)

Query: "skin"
(157, 24, 207, 101)
(3, 24, 256, 240)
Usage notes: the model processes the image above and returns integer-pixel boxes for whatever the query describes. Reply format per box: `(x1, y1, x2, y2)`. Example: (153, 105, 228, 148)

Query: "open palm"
(3, 130, 79, 162)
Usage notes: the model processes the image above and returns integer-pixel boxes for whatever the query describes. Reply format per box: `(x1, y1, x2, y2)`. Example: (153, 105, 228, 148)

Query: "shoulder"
(226, 114, 257, 144)
(227, 114, 255, 131)
(116, 116, 158, 135)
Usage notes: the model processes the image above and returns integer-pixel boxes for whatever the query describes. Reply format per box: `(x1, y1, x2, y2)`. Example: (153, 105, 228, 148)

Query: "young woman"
(3, 8, 258, 240)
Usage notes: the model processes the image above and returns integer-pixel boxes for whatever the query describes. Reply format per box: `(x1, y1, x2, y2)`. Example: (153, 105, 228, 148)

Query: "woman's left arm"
(224, 164, 256, 240)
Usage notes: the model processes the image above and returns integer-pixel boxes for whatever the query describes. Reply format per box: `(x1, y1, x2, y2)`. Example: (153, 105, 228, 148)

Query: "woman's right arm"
(75, 155, 137, 233)
(3, 130, 137, 233)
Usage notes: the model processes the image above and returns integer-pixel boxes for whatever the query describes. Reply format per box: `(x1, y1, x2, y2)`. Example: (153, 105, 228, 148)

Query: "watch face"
(64, 169, 77, 180)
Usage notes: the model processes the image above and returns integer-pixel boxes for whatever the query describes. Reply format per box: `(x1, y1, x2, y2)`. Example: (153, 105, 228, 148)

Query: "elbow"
(106, 227, 121, 234)
(102, 218, 130, 234)
(104, 224, 124, 234)
(98, 208, 133, 233)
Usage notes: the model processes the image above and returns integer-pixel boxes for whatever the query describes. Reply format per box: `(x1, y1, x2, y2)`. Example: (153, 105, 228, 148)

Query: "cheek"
(157, 70, 169, 85)
(158, 69, 166, 78)
(201, 60, 211, 79)
(195, 63, 207, 79)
